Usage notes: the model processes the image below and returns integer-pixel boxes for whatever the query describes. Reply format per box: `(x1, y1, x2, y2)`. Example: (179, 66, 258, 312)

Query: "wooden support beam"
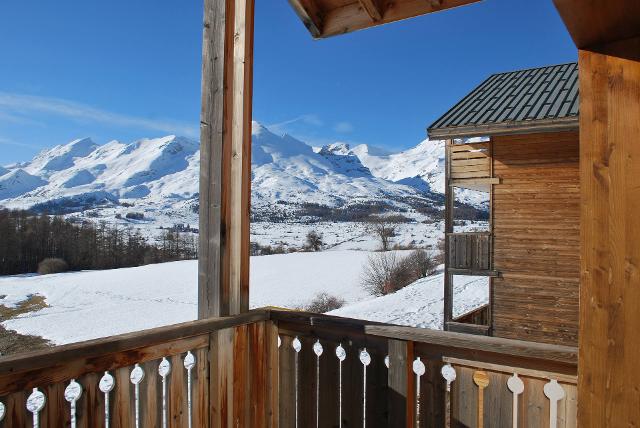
(443, 140, 454, 330)
(287, 0, 324, 38)
(199, 0, 254, 319)
(358, 0, 383, 21)
(578, 38, 640, 427)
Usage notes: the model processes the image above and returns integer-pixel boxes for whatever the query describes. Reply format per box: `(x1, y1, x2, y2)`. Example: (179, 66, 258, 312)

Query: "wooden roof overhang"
(428, 116, 579, 140)
(288, 0, 481, 38)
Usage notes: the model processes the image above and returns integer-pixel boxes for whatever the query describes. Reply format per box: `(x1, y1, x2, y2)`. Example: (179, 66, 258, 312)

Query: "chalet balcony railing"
(0, 309, 577, 427)
(447, 232, 494, 274)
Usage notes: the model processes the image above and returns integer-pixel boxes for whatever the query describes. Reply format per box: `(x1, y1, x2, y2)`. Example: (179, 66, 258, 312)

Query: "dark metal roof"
(428, 62, 579, 139)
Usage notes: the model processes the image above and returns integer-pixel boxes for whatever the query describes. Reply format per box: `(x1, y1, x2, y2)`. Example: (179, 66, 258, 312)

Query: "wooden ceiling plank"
(358, 0, 383, 21)
(319, 0, 480, 38)
(553, 0, 640, 49)
(288, 0, 324, 39)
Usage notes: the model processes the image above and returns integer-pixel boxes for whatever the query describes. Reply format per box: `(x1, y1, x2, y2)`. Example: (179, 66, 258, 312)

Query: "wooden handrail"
(0, 309, 269, 376)
(270, 309, 577, 374)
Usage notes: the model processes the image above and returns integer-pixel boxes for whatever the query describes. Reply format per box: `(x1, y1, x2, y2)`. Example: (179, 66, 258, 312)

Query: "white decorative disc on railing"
(313, 340, 323, 357)
(159, 357, 172, 377)
(99, 371, 115, 393)
(292, 337, 302, 353)
(384, 355, 390, 369)
(359, 349, 371, 366)
(65, 379, 82, 428)
(27, 387, 46, 428)
(412, 357, 426, 376)
(130, 364, 145, 428)
(507, 373, 524, 394)
(278, 335, 282, 348)
(335, 344, 346, 361)
(0, 401, 5, 421)
(544, 379, 565, 428)
(100, 371, 115, 428)
(26, 388, 46, 413)
(507, 373, 525, 428)
(130, 364, 145, 385)
(441, 364, 457, 390)
(65, 379, 82, 402)
(159, 358, 172, 428)
(184, 351, 196, 370)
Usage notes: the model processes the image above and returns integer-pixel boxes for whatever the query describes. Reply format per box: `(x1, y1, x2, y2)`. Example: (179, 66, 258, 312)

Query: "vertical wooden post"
(387, 340, 409, 427)
(199, 0, 254, 320)
(578, 39, 640, 427)
(199, 0, 257, 426)
(443, 139, 454, 330)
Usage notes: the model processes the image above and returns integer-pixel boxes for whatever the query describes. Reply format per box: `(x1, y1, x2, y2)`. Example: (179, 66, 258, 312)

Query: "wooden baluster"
(441, 364, 457, 428)
(158, 357, 171, 428)
(544, 379, 565, 428)
(507, 373, 524, 427)
(183, 351, 196, 428)
(359, 348, 371, 428)
(64, 379, 82, 428)
(413, 357, 426, 426)
(313, 340, 324, 428)
(130, 364, 145, 428)
(335, 344, 346, 428)
(26, 388, 46, 428)
(473, 371, 489, 428)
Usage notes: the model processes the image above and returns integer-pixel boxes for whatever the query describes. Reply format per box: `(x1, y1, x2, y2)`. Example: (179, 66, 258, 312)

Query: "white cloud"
(0, 92, 198, 138)
(334, 121, 354, 133)
(267, 114, 323, 134)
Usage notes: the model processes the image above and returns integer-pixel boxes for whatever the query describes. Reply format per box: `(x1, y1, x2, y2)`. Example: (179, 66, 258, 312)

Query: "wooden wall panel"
(491, 131, 580, 346)
(578, 40, 640, 427)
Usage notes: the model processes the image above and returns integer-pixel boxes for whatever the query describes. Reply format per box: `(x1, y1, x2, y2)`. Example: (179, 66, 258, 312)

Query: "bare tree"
(367, 217, 397, 251)
(361, 251, 399, 296)
(304, 292, 345, 313)
(305, 230, 323, 252)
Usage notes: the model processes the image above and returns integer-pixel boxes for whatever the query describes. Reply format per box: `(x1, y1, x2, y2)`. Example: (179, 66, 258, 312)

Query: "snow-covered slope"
(0, 252, 487, 345)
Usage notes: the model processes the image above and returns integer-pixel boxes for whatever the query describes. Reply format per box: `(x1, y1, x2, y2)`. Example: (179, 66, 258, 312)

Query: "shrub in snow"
(361, 249, 437, 296)
(405, 249, 438, 278)
(37, 258, 69, 275)
(305, 230, 323, 252)
(304, 292, 345, 313)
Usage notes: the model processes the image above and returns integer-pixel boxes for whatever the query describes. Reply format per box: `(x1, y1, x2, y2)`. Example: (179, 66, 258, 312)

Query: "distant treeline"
(0, 209, 198, 276)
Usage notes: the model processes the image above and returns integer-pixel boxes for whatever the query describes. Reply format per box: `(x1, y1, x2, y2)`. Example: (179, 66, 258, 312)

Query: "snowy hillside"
(0, 253, 487, 345)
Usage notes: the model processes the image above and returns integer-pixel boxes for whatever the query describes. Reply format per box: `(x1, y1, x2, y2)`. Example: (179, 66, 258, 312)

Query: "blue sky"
(0, 0, 576, 165)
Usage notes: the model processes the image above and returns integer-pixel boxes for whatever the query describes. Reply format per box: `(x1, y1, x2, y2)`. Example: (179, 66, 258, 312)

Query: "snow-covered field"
(0, 250, 488, 345)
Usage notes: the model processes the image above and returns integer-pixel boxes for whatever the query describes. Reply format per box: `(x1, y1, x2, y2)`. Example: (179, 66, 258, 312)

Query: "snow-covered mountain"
(0, 122, 485, 225)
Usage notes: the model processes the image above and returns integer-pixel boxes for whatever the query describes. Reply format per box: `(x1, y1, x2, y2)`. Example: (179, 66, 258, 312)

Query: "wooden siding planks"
(491, 131, 580, 346)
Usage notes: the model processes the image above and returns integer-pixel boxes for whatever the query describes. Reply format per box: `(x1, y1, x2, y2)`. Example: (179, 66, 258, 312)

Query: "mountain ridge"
(0, 122, 485, 225)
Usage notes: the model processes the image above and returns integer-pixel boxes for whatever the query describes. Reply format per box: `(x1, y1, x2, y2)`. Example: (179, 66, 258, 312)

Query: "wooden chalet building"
(428, 63, 580, 347)
(0, 1, 637, 427)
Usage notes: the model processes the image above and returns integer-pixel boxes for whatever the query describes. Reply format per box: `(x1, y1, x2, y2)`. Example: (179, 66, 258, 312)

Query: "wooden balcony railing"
(0, 309, 577, 427)
(447, 232, 496, 275)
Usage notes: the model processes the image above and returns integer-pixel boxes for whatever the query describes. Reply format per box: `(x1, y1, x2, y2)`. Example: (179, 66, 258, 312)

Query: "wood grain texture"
(290, 0, 480, 38)
(199, 0, 253, 318)
(491, 131, 580, 346)
(577, 40, 640, 427)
